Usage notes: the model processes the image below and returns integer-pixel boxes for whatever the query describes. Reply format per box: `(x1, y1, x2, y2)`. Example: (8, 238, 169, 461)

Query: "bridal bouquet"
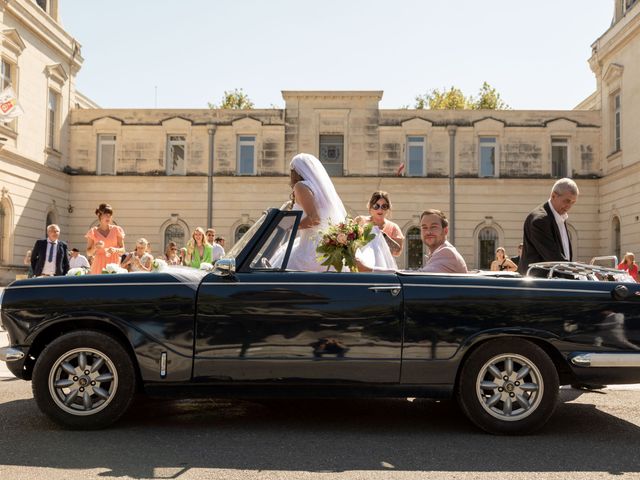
(316, 218, 375, 272)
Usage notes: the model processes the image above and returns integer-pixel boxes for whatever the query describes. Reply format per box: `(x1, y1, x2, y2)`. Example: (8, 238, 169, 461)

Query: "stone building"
(0, 0, 87, 283)
(0, 0, 639, 282)
(65, 98, 601, 272)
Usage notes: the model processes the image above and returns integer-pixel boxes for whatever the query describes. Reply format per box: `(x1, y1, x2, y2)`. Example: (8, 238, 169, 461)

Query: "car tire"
(457, 338, 559, 435)
(32, 330, 136, 429)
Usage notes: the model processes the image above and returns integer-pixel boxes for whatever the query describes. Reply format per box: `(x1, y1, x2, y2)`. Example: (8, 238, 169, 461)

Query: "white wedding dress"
(281, 154, 397, 272)
(286, 212, 397, 272)
(355, 225, 397, 271)
(286, 199, 325, 272)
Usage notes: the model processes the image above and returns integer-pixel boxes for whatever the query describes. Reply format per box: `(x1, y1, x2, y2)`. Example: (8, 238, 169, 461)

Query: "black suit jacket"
(517, 202, 572, 274)
(31, 239, 70, 276)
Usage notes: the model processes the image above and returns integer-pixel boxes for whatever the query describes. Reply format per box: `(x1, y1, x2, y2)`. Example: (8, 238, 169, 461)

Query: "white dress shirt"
(69, 254, 91, 269)
(41, 240, 58, 276)
(211, 243, 225, 262)
(547, 200, 571, 260)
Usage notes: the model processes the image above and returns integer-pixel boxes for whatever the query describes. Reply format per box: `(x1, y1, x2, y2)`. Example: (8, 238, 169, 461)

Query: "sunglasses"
(372, 203, 389, 211)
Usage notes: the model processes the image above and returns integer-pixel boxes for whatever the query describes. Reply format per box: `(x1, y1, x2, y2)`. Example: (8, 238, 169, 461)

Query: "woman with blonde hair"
(121, 238, 153, 272)
(617, 252, 638, 282)
(162, 241, 182, 266)
(85, 203, 126, 275)
(490, 247, 517, 272)
(185, 227, 213, 268)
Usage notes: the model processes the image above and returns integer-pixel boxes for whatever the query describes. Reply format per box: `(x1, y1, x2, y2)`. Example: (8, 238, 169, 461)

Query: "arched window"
(612, 216, 621, 262)
(164, 224, 185, 251)
(235, 224, 250, 243)
(406, 226, 423, 270)
(478, 227, 498, 269)
(46, 210, 56, 233)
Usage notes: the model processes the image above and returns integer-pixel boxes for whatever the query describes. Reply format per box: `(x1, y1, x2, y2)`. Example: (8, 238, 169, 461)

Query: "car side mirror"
(214, 258, 235, 276)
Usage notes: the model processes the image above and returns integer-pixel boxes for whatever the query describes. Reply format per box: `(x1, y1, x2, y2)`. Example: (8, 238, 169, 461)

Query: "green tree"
(208, 88, 254, 109)
(415, 86, 469, 110)
(414, 82, 508, 110)
(470, 81, 509, 110)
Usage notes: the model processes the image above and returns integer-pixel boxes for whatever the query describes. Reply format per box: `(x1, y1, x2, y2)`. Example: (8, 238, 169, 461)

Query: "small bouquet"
(199, 262, 214, 272)
(151, 258, 168, 272)
(102, 263, 128, 274)
(316, 218, 375, 272)
(66, 267, 87, 276)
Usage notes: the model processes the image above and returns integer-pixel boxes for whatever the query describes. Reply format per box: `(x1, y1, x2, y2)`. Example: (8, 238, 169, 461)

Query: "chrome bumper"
(0, 346, 25, 362)
(571, 353, 640, 368)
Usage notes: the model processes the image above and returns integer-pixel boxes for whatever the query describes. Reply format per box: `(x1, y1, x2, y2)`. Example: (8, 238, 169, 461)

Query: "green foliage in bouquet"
(316, 218, 375, 272)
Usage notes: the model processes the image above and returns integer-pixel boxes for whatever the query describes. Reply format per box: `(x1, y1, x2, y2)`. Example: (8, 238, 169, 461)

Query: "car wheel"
(457, 338, 559, 435)
(32, 330, 136, 429)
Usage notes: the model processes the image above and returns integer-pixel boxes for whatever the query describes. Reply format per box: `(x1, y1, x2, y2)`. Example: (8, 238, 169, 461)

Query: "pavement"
(0, 284, 638, 389)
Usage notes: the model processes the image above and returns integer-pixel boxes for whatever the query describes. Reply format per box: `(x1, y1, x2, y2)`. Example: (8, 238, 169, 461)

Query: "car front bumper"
(0, 346, 24, 362)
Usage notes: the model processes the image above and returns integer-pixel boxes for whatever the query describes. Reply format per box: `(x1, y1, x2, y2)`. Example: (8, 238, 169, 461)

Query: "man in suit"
(518, 178, 579, 274)
(31, 224, 70, 276)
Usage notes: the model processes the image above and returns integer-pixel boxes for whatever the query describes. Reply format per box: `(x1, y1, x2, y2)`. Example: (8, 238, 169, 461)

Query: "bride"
(284, 153, 396, 272)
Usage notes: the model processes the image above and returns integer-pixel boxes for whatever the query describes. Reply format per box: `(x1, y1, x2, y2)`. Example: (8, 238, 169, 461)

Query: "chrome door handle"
(368, 285, 402, 296)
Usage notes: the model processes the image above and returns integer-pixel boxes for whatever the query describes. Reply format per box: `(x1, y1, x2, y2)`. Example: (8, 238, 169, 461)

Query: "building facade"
(65, 99, 602, 272)
(0, 0, 83, 283)
(0, 0, 638, 283)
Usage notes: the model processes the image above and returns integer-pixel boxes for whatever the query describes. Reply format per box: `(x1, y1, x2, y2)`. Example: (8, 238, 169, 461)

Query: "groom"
(356, 209, 467, 273)
(418, 209, 467, 273)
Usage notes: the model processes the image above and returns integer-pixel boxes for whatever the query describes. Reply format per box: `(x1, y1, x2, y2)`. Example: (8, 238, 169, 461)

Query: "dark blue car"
(2, 208, 640, 434)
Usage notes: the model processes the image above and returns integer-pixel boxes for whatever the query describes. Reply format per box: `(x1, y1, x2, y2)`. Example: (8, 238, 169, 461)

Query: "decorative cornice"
(160, 116, 194, 126)
(45, 63, 68, 84)
(0, 149, 68, 181)
(4, 0, 83, 69)
(472, 116, 506, 126)
(1, 28, 26, 54)
(401, 117, 434, 128)
(282, 90, 384, 101)
(231, 116, 264, 126)
(89, 115, 124, 125)
(603, 63, 624, 84)
(543, 117, 579, 127)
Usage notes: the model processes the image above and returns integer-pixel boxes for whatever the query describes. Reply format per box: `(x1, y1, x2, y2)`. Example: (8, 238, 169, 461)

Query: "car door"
(194, 212, 403, 384)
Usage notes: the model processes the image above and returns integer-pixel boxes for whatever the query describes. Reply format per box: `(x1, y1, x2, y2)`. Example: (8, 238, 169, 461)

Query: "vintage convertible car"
(1, 208, 640, 434)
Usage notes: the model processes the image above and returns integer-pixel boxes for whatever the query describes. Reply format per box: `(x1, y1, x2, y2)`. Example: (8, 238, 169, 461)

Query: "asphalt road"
(1, 378, 640, 480)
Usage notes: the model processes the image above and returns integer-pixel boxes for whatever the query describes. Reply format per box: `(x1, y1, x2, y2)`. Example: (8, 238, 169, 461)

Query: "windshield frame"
(223, 213, 268, 260)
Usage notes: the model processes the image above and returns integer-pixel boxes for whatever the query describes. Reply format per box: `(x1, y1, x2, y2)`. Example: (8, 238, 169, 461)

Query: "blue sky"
(61, 0, 614, 110)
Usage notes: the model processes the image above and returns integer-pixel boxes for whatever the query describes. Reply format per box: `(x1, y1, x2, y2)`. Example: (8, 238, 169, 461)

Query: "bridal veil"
(290, 153, 346, 228)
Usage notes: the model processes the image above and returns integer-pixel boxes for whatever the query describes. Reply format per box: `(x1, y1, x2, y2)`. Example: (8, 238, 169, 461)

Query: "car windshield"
(223, 213, 267, 260)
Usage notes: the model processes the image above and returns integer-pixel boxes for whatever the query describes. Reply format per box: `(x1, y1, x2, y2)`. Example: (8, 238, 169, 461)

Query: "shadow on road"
(0, 386, 638, 478)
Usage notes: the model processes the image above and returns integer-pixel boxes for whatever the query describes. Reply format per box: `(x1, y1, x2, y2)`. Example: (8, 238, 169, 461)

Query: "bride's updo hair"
(290, 168, 304, 187)
(368, 191, 392, 210)
(95, 203, 113, 218)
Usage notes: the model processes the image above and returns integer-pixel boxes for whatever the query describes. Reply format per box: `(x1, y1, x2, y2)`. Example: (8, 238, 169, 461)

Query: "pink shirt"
(420, 241, 468, 274)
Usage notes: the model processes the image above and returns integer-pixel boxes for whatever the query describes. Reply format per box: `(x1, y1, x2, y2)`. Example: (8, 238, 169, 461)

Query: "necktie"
(48, 242, 55, 263)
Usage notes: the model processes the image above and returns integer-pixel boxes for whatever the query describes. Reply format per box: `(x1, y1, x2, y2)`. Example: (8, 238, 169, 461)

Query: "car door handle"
(368, 285, 402, 296)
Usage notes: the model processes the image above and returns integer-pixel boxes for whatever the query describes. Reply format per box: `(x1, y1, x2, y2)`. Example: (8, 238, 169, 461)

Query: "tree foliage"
(414, 82, 509, 110)
(208, 88, 254, 109)
(470, 82, 509, 110)
(415, 86, 469, 110)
